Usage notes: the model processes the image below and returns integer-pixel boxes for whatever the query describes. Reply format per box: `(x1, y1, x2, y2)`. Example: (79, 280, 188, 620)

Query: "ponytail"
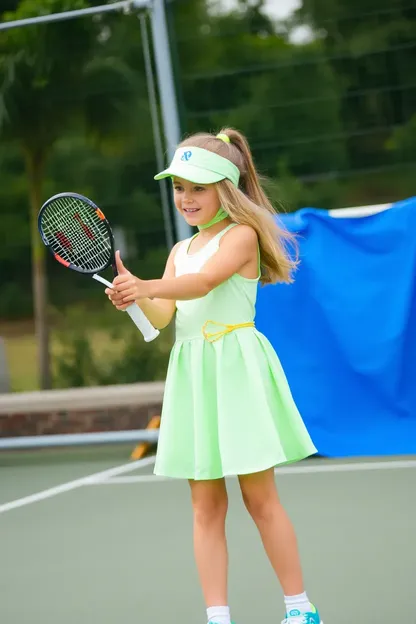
(179, 128, 298, 284)
(216, 128, 272, 212)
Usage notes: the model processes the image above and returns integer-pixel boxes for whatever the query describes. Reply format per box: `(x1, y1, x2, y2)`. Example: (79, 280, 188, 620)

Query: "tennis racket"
(38, 192, 160, 342)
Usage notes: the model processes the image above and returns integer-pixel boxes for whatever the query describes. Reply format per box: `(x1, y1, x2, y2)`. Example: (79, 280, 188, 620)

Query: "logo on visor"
(181, 150, 192, 162)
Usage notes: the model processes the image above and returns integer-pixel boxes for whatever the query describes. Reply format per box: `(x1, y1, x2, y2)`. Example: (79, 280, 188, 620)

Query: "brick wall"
(0, 381, 165, 438)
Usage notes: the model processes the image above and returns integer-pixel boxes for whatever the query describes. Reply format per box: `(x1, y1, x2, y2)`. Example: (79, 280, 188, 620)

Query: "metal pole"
(0, 338, 10, 393)
(0, 429, 159, 450)
(0, 0, 148, 30)
(140, 12, 174, 250)
(150, 0, 192, 241)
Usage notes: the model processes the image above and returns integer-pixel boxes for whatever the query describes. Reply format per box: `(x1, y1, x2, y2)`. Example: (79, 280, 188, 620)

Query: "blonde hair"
(179, 128, 298, 285)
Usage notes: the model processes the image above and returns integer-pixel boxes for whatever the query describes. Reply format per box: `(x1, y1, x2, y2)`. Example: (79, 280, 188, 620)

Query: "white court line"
(2, 457, 415, 512)
(88, 457, 416, 485)
(0, 455, 156, 515)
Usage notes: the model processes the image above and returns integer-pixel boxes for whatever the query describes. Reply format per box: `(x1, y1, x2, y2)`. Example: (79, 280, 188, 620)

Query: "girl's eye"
(195, 186, 205, 192)
(174, 186, 183, 192)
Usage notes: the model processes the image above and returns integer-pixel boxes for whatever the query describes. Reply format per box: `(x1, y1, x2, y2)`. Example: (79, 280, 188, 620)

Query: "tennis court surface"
(1, 446, 415, 624)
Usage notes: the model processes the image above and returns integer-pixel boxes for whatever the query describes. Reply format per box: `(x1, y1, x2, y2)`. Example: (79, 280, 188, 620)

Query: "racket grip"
(125, 303, 160, 342)
(92, 274, 159, 342)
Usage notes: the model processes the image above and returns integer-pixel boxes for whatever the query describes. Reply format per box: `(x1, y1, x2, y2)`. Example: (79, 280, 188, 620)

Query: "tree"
(170, 0, 346, 186)
(294, 0, 416, 174)
(0, 0, 137, 388)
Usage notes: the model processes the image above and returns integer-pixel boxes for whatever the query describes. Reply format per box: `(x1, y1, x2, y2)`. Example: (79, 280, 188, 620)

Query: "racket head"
(38, 192, 116, 275)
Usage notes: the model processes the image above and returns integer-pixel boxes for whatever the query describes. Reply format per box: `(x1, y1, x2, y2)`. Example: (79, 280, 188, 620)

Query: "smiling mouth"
(183, 207, 200, 213)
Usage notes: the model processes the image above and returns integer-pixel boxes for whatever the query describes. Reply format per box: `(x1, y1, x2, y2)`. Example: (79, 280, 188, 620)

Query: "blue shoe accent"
(283, 604, 322, 624)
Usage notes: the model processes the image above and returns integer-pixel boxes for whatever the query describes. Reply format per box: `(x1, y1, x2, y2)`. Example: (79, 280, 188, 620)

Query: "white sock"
(284, 592, 312, 616)
(207, 605, 231, 624)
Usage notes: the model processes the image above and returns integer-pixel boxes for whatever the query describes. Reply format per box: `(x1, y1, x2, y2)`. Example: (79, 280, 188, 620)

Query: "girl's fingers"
(107, 285, 137, 307)
(119, 287, 136, 299)
(111, 291, 125, 301)
(122, 293, 137, 303)
(114, 281, 133, 293)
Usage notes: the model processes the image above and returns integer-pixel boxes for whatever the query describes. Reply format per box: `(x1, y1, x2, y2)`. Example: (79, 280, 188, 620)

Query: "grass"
(3, 329, 39, 392)
(3, 331, 133, 393)
(0, 304, 151, 392)
(1, 323, 124, 393)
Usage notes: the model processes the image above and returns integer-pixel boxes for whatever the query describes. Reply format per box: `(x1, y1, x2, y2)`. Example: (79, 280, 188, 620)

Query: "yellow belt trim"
(202, 320, 255, 343)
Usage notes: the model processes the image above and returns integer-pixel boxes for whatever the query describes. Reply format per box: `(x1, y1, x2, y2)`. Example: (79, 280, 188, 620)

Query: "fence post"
(0, 337, 10, 393)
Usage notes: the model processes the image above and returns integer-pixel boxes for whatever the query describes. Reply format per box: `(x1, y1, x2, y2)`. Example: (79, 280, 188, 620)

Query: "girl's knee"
(239, 470, 280, 522)
(242, 491, 278, 523)
(190, 480, 228, 526)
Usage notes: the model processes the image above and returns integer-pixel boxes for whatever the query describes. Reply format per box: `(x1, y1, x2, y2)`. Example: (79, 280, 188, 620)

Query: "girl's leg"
(238, 468, 308, 602)
(189, 478, 229, 613)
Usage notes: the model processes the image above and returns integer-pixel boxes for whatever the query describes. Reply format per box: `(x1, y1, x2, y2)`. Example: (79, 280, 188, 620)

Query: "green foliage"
(52, 307, 171, 388)
(1, 0, 93, 152)
(295, 0, 416, 171)
(387, 114, 416, 161)
(0, 0, 162, 323)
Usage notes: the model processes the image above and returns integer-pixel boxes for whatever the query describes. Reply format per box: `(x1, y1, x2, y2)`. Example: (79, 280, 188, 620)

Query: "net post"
(150, 0, 193, 241)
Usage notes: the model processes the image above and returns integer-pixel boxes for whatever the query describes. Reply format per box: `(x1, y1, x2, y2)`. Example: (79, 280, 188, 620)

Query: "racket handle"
(92, 274, 160, 342)
(125, 303, 160, 342)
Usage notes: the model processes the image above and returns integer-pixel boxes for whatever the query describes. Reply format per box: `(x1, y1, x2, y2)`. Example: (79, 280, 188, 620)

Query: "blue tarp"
(255, 197, 416, 457)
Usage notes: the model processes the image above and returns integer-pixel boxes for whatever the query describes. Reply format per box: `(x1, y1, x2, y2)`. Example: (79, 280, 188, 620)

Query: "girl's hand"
(105, 288, 131, 311)
(111, 273, 149, 303)
(105, 250, 150, 305)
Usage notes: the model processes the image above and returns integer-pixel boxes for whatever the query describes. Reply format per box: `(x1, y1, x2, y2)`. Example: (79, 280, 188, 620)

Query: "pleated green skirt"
(154, 328, 317, 481)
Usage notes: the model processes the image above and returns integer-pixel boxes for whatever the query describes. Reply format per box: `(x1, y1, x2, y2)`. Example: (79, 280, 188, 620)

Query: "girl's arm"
(112, 225, 258, 304)
(106, 245, 180, 329)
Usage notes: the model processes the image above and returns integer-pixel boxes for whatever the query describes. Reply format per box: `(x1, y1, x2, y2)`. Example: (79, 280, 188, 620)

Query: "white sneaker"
(281, 604, 323, 624)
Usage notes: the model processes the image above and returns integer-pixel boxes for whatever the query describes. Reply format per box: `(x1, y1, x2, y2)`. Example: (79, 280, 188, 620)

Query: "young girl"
(106, 128, 322, 624)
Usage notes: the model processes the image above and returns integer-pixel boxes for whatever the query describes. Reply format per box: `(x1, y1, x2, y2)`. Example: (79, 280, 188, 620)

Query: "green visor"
(154, 146, 240, 187)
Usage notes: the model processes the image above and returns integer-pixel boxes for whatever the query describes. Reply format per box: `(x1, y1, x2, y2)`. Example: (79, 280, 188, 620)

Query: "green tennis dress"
(153, 224, 317, 480)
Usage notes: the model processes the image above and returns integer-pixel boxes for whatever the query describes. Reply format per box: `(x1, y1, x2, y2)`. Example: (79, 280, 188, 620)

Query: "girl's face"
(172, 177, 221, 228)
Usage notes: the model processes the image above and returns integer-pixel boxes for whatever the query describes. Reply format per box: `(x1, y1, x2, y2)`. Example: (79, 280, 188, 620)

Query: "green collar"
(198, 207, 228, 230)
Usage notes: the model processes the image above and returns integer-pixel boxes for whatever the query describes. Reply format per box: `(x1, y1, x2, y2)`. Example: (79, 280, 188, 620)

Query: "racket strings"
(41, 197, 112, 271)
